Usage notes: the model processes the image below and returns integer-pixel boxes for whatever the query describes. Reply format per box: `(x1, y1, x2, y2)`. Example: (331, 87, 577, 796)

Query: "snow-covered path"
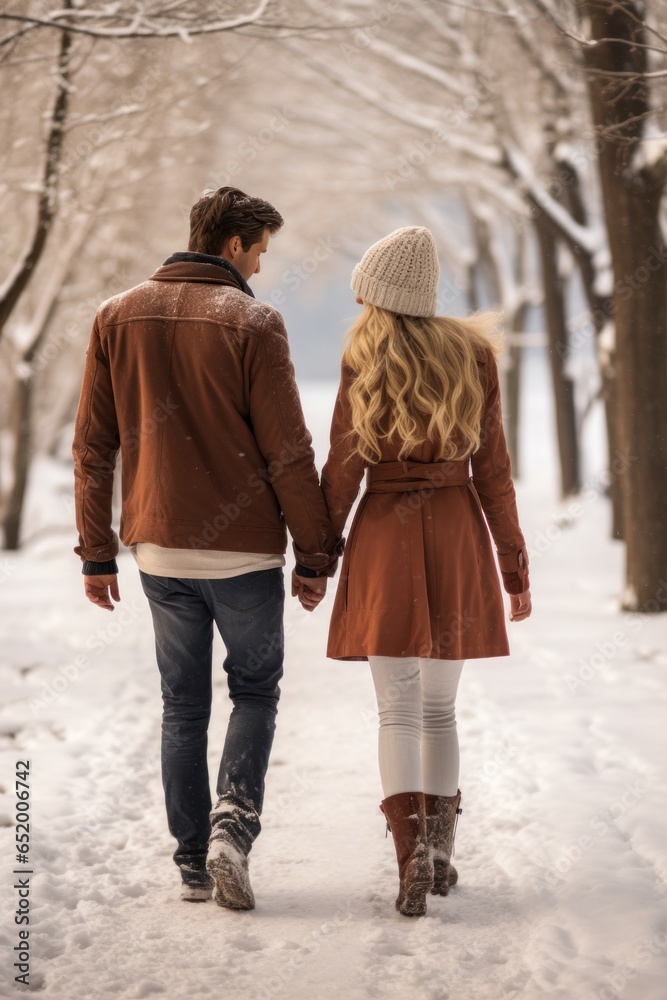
(1, 362, 666, 999)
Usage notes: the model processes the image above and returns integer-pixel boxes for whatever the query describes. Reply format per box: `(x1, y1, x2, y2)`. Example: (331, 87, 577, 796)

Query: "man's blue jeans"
(139, 567, 285, 871)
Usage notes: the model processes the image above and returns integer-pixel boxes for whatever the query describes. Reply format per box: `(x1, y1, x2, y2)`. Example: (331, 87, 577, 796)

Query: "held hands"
(291, 569, 327, 612)
(84, 574, 121, 611)
(509, 588, 532, 622)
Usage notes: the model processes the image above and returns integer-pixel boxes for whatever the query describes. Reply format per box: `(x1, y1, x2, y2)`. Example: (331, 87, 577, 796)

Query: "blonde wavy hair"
(339, 304, 504, 464)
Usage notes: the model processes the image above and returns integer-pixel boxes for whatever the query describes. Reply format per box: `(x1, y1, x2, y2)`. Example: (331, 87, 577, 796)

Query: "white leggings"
(368, 655, 465, 799)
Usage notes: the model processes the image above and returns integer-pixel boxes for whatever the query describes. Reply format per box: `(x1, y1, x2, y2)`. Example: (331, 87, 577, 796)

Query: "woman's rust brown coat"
(320, 344, 529, 661)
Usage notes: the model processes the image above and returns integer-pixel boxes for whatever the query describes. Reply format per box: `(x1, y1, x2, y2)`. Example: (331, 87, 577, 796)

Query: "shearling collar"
(157, 251, 255, 297)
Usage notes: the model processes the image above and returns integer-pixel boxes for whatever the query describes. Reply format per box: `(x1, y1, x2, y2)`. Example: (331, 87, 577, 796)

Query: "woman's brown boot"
(423, 789, 462, 895)
(380, 791, 434, 916)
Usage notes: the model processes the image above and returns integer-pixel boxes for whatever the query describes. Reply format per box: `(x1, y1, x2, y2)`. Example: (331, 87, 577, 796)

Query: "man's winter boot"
(206, 838, 255, 910)
(179, 863, 214, 902)
(380, 791, 433, 917)
(424, 789, 462, 896)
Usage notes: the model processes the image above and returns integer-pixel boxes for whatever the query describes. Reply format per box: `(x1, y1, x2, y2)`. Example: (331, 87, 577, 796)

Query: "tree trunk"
(0, 12, 72, 343)
(467, 208, 523, 473)
(504, 225, 531, 479)
(467, 263, 480, 312)
(0, 212, 93, 550)
(556, 149, 623, 538)
(3, 377, 32, 551)
(580, 0, 667, 611)
(505, 303, 527, 479)
(534, 215, 581, 498)
(601, 367, 624, 540)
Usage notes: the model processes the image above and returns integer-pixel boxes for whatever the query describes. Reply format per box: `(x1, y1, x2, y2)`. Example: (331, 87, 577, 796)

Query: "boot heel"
(431, 858, 456, 896)
(206, 840, 255, 910)
(424, 790, 462, 897)
(381, 791, 432, 918)
(397, 847, 434, 917)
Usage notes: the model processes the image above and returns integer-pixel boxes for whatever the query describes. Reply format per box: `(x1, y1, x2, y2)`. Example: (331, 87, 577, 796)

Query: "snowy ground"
(1, 351, 666, 999)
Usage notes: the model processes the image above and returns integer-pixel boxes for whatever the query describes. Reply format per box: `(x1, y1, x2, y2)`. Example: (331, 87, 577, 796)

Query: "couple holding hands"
(73, 186, 531, 917)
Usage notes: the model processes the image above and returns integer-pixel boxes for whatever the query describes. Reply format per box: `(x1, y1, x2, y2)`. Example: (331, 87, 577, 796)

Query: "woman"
(296, 226, 531, 917)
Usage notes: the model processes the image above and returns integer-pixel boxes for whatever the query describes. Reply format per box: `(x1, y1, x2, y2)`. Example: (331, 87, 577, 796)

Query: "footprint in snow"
(119, 882, 147, 898)
(120, 809, 144, 822)
(133, 980, 166, 996)
(72, 930, 92, 949)
(20, 970, 46, 991)
(76, 844, 101, 866)
(140, 928, 164, 941)
(227, 932, 267, 952)
(374, 941, 415, 957)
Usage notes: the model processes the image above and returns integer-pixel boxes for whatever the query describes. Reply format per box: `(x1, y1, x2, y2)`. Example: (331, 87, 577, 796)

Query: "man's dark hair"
(188, 186, 283, 255)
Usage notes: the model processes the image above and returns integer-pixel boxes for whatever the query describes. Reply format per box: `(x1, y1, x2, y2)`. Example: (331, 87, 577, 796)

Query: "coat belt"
(365, 459, 471, 493)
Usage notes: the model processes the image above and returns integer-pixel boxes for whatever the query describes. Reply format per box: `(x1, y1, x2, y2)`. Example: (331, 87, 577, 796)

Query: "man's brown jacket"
(72, 259, 343, 576)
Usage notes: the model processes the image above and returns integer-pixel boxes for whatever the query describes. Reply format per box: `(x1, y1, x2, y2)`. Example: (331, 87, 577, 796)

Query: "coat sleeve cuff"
(82, 558, 119, 576)
(497, 546, 529, 594)
(501, 571, 529, 595)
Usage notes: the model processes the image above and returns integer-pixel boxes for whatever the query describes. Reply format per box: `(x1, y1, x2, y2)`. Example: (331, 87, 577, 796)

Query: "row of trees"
(281, 0, 667, 610)
(0, 0, 665, 611)
(286, 0, 667, 609)
(0, 1, 285, 547)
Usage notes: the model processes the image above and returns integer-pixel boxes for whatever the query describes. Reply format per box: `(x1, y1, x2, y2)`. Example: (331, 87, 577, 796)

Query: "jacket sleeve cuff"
(294, 562, 319, 578)
(497, 546, 529, 595)
(292, 537, 345, 578)
(82, 558, 119, 576)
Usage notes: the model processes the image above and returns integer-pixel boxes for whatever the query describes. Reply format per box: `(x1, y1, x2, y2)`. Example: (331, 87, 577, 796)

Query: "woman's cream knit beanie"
(350, 226, 440, 317)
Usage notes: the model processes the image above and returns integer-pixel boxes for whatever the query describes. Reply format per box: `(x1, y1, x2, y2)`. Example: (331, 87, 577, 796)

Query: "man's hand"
(84, 574, 121, 611)
(509, 588, 531, 622)
(291, 570, 327, 612)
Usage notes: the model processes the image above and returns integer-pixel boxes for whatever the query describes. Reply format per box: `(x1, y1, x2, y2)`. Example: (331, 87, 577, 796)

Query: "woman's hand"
(509, 588, 531, 622)
(291, 570, 327, 612)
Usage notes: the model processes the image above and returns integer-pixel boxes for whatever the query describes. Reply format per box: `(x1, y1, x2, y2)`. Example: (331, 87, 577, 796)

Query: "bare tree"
(283, 2, 594, 498)
(289, 0, 667, 606)
(3, 215, 92, 549)
(576, 0, 667, 610)
(0, 0, 348, 550)
(0, 2, 74, 344)
(0, 1, 280, 347)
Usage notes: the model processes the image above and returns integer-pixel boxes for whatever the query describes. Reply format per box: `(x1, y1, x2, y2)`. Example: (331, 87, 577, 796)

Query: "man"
(72, 186, 342, 909)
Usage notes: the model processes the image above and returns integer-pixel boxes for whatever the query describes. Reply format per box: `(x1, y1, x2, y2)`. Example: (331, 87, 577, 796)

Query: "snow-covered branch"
(355, 35, 472, 99)
(496, 0, 573, 95)
(503, 141, 601, 255)
(0, 0, 272, 46)
(286, 43, 501, 167)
